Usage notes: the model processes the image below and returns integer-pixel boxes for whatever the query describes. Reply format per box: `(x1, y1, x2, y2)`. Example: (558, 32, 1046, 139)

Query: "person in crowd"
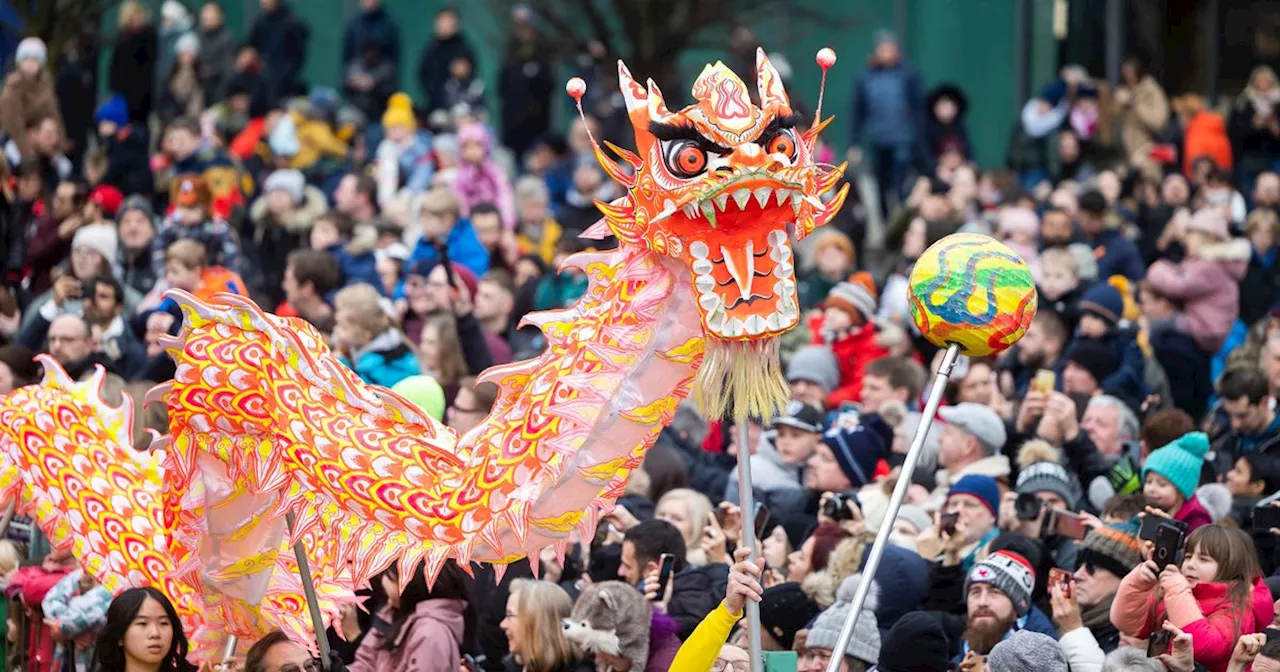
(279, 249, 340, 327)
(417, 7, 477, 119)
(500, 578, 591, 672)
(447, 377, 497, 435)
(342, 0, 400, 88)
(785, 345, 841, 410)
(1211, 367, 1280, 475)
(152, 174, 241, 278)
(626, 519, 728, 640)
(92, 95, 151, 198)
(796, 574, 881, 672)
(1054, 520, 1145, 654)
(1005, 455, 1082, 570)
(849, 30, 924, 219)
(43, 568, 112, 672)
(0, 38, 62, 161)
(346, 560, 471, 672)
(374, 93, 433, 205)
(0, 345, 40, 395)
(653, 488, 713, 566)
(157, 32, 203, 128)
(409, 188, 488, 278)
(986, 630, 1069, 672)
(248, 0, 309, 99)
(92, 587, 195, 672)
(499, 11, 554, 159)
(1062, 282, 1148, 407)
(454, 124, 515, 229)
(196, 2, 237, 103)
(155, 1, 194, 93)
(1143, 432, 1215, 531)
(956, 550, 1043, 658)
(156, 238, 246, 305)
(798, 230, 857, 312)
(1176, 93, 1234, 178)
(334, 283, 418, 388)
(1077, 190, 1145, 281)
(1139, 281, 1212, 421)
(1226, 452, 1280, 529)
(244, 630, 335, 672)
(1240, 209, 1280, 327)
(816, 272, 891, 409)
(512, 176, 561, 267)
(1230, 65, 1280, 201)
(310, 210, 379, 290)
(470, 202, 516, 272)
(1001, 310, 1068, 398)
(109, 2, 158, 124)
(932, 403, 1010, 495)
(920, 474, 1001, 574)
(564, 580, 680, 672)
(1114, 55, 1170, 164)
(1111, 524, 1271, 672)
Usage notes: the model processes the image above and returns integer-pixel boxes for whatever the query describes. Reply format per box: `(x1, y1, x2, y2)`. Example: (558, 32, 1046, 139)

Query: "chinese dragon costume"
(0, 48, 846, 658)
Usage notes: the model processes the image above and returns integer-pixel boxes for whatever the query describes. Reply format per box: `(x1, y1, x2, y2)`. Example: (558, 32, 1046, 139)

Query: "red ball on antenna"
(566, 77, 587, 100)
(816, 48, 837, 69)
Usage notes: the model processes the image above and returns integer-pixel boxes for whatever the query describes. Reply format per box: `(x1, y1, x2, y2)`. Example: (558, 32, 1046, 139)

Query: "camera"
(1014, 493, 1042, 521)
(822, 493, 859, 522)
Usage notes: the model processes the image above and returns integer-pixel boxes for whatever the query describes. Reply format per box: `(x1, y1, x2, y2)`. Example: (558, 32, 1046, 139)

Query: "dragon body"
(0, 48, 846, 651)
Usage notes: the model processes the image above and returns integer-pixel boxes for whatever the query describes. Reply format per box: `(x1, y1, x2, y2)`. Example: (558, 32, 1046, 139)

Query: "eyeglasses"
(711, 659, 750, 672)
(278, 660, 324, 672)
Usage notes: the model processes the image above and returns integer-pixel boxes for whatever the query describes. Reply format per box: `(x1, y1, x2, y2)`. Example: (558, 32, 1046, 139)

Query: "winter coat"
(341, 329, 419, 389)
(347, 600, 466, 672)
(343, 58, 398, 123)
(1240, 245, 1280, 327)
(1112, 571, 1272, 672)
(0, 70, 62, 158)
(453, 125, 515, 229)
(375, 132, 434, 205)
(1182, 110, 1234, 176)
(409, 219, 489, 278)
(42, 571, 112, 672)
(1118, 76, 1170, 158)
(54, 46, 97, 164)
(1062, 328, 1150, 409)
(1089, 228, 1146, 281)
(240, 198, 307, 306)
(248, 2, 309, 98)
(417, 34, 477, 115)
(1146, 238, 1250, 353)
(1170, 494, 1214, 533)
(342, 6, 400, 68)
(109, 26, 158, 122)
(668, 564, 731, 640)
(850, 60, 925, 148)
(198, 25, 239, 103)
(498, 44, 555, 157)
(723, 440, 804, 504)
(1229, 97, 1280, 176)
(1148, 325, 1211, 423)
(807, 315, 892, 409)
(1058, 627, 1105, 672)
(646, 611, 680, 672)
(323, 225, 380, 290)
(99, 124, 153, 197)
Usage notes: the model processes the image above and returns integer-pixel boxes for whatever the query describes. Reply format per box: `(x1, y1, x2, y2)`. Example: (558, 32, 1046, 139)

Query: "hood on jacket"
(563, 581, 651, 672)
(249, 185, 329, 232)
(1196, 238, 1252, 278)
(345, 223, 379, 256)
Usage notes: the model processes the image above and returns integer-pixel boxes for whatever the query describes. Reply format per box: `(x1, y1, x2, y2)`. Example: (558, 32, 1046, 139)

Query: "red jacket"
(808, 314, 890, 409)
(1173, 495, 1214, 534)
(10, 566, 70, 672)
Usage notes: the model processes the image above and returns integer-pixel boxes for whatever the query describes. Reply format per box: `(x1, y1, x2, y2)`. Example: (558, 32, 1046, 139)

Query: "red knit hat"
(89, 184, 124, 218)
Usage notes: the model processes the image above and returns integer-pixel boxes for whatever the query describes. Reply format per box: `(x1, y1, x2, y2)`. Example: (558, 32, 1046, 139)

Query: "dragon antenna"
(566, 77, 603, 155)
(814, 48, 837, 126)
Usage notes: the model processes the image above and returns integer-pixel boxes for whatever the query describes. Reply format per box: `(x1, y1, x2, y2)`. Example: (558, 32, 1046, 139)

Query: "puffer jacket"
(1146, 238, 1250, 353)
(347, 600, 466, 672)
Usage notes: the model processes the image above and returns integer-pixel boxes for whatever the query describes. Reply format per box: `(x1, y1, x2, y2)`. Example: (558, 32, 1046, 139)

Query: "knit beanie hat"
(390, 375, 446, 422)
(1015, 461, 1080, 508)
(804, 573, 881, 665)
(876, 612, 951, 672)
(1142, 431, 1209, 499)
(174, 32, 200, 56)
(89, 185, 125, 219)
(72, 224, 120, 275)
(786, 345, 840, 392)
(1077, 520, 1143, 579)
(382, 92, 418, 130)
(15, 37, 46, 66)
(987, 631, 1068, 672)
(946, 474, 1000, 518)
(264, 169, 306, 205)
(1186, 207, 1229, 241)
(825, 271, 878, 322)
(964, 550, 1036, 616)
(812, 229, 855, 262)
(1079, 283, 1124, 327)
(1065, 339, 1119, 387)
(759, 582, 823, 650)
(94, 94, 130, 128)
(895, 505, 932, 535)
(118, 195, 156, 222)
(825, 413, 892, 488)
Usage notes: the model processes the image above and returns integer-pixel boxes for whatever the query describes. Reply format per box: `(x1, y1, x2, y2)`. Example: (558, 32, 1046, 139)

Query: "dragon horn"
(565, 76, 633, 189)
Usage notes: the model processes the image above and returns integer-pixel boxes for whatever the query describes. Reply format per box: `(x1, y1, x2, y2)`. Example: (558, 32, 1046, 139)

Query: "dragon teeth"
(701, 202, 718, 227)
(791, 196, 801, 216)
(714, 194, 729, 211)
(754, 187, 772, 208)
(690, 241, 710, 259)
(684, 204, 700, 219)
(732, 189, 752, 210)
(776, 190, 791, 206)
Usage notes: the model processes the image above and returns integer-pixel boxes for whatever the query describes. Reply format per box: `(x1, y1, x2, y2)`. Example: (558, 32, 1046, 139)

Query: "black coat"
(499, 45, 554, 157)
(668, 563, 730, 640)
(248, 2, 310, 98)
(108, 26, 157, 123)
(54, 42, 98, 164)
(1148, 323, 1212, 423)
(342, 6, 399, 67)
(1240, 250, 1280, 327)
(100, 125, 152, 198)
(417, 34, 477, 114)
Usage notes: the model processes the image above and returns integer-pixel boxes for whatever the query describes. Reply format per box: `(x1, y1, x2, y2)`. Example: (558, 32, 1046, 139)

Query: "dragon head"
(569, 48, 848, 420)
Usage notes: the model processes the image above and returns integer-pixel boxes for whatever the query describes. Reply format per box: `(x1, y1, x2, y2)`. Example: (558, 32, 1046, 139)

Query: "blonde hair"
(656, 488, 713, 566)
(0, 540, 19, 577)
(1247, 209, 1280, 239)
(417, 187, 461, 219)
(514, 175, 550, 205)
(508, 579, 579, 672)
(164, 239, 208, 270)
(119, 0, 150, 29)
(333, 283, 392, 334)
(421, 313, 467, 387)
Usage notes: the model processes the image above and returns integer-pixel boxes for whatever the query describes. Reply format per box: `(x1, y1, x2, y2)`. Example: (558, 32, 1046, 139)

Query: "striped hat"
(965, 550, 1036, 616)
(1077, 520, 1143, 579)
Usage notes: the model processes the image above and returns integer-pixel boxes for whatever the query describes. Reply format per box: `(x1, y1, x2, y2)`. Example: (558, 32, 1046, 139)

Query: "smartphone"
(939, 512, 959, 536)
(762, 651, 798, 672)
(1254, 505, 1280, 533)
(1138, 514, 1187, 541)
(1048, 567, 1073, 599)
(753, 502, 771, 538)
(1049, 509, 1089, 540)
(1152, 522, 1186, 571)
(1032, 369, 1056, 394)
(1147, 630, 1171, 657)
(655, 553, 675, 597)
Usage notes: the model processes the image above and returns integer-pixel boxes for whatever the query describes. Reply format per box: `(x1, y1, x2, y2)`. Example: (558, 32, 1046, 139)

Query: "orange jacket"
(1183, 111, 1233, 175)
(193, 266, 246, 301)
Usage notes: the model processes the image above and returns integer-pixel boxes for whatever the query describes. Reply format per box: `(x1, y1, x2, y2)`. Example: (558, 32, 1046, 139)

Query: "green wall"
(215, 0, 1057, 168)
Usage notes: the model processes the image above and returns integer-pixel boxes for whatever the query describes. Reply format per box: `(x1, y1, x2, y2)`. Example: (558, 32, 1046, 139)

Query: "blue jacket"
(1064, 328, 1150, 406)
(409, 218, 490, 277)
(340, 330, 419, 388)
(1091, 228, 1146, 281)
(342, 6, 399, 66)
(325, 242, 380, 290)
(851, 61, 924, 148)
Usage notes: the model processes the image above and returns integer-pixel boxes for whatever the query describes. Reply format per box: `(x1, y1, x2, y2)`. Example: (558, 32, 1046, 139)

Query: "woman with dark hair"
(346, 560, 473, 672)
(93, 586, 195, 672)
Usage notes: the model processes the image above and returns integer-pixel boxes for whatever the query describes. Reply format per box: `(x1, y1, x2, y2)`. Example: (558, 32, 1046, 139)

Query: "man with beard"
(1000, 310, 1067, 398)
(43, 313, 127, 405)
(82, 277, 145, 379)
(1049, 521, 1143, 654)
(957, 550, 1037, 660)
(1039, 207, 1076, 249)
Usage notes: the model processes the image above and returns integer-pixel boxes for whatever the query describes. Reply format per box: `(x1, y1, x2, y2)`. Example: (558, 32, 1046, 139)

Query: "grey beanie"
(118, 195, 155, 221)
(803, 573, 880, 665)
(1015, 461, 1080, 508)
(786, 345, 840, 393)
(987, 631, 1068, 672)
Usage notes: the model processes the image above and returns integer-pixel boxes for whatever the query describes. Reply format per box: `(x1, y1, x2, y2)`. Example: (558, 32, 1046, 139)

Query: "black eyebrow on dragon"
(647, 122, 733, 154)
(757, 113, 805, 140)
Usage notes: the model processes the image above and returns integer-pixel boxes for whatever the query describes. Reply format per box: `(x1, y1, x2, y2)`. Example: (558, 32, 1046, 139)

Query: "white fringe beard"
(693, 337, 789, 423)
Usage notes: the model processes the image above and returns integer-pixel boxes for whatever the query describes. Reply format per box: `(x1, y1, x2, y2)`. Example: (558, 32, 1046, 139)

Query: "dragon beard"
(694, 337, 789, 422)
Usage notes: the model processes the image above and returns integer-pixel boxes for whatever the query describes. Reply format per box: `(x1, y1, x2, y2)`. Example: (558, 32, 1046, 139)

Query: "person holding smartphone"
(1001, 454, 1083, 571)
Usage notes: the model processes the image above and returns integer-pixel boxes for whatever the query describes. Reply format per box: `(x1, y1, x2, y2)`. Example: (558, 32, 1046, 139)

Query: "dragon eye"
(767, 131, 797, 160)
(664, 140, 708, 179)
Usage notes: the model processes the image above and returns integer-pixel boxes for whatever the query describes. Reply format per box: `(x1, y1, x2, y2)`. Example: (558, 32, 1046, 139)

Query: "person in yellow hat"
(374, 92, 435, 205)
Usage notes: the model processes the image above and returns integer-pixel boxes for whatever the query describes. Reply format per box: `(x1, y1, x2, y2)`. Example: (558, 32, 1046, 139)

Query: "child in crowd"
(333, 283, 419, 388)
(311, 210, 379, 289)
(1111, 524, 1271, 672)
(152, 174, 241, 278)
(452, 123, 514, 228)
(375, 92, 434, 206)
(1145, 208, 1250, 356)
(798, 230, 856, 312)
(1063, 282, 1148, 406)
(513, 176, 561, 266)
(1142, 432, 1214, 531)
(1226, 453, 1280, 528)
(997, 206, 1041, 282)
(159, 239, 245, 304)
(408, 187, 488, 277)
(374, 243, 410, 298)
(812, 272, 889, 409)
(1037, 246, 1087, 335)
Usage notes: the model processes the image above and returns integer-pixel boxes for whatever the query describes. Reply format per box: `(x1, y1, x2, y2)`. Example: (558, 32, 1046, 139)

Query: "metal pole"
(825, 344, 961, 672)
(285, 511, 333, 670)
(736, 420, 764, 672)
(221, 636, 238, 664)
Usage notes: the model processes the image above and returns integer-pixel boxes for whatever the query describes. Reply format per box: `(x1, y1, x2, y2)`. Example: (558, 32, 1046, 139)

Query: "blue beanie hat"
(825, 413, 892, 488)
(1142, 432, 1209, 499)
(947, 474, 1000, 517)
(1079, 283, 1124, 326)
(94, 94, 129, 127)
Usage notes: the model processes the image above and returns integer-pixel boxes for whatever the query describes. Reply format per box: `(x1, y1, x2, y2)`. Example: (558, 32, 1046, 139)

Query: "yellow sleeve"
(669, 602, 742, 672)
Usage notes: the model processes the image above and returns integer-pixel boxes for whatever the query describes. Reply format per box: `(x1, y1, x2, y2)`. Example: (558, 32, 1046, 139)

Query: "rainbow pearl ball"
(908, 233, 1037, 357)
